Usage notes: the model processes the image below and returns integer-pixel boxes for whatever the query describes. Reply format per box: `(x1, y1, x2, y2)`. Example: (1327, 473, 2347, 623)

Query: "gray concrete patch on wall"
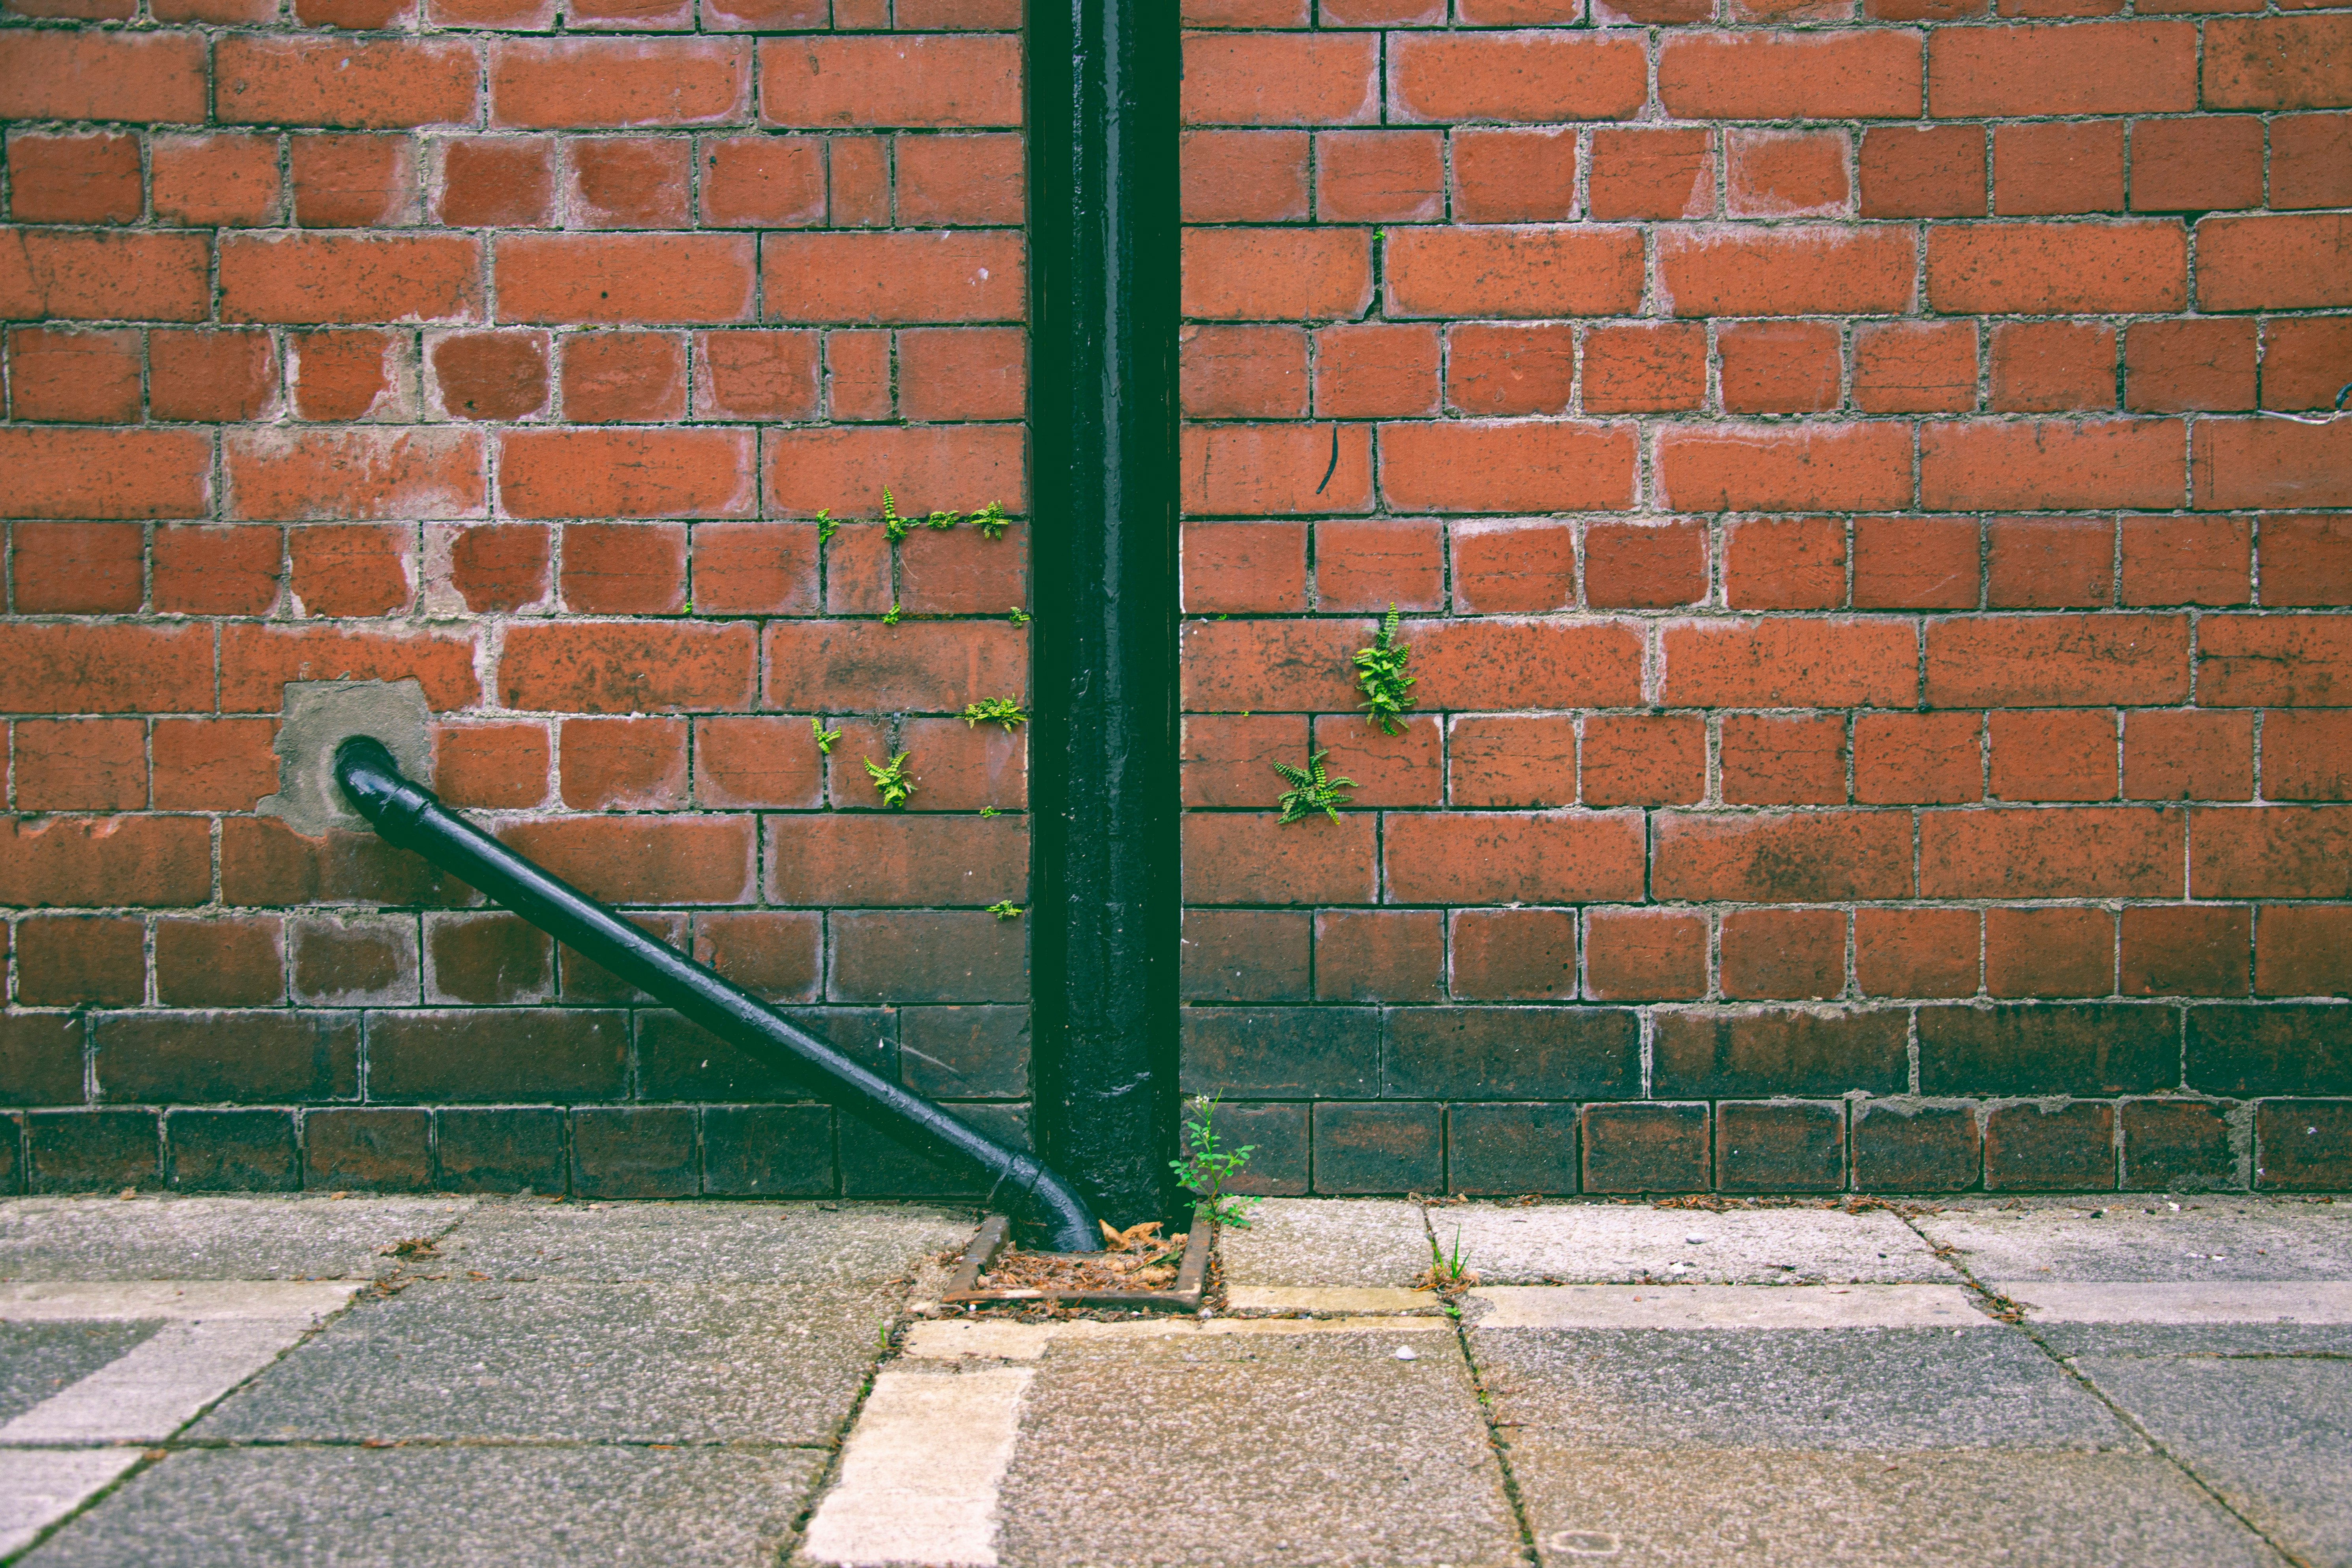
(258, 679, 433, 837)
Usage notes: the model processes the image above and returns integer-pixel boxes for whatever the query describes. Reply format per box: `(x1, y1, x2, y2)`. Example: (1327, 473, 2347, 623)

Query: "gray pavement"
(0, 1191, 2345, 1566)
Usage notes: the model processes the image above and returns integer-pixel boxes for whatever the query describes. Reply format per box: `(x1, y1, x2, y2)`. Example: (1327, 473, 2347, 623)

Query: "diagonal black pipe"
(332, 735, 1100, 1253)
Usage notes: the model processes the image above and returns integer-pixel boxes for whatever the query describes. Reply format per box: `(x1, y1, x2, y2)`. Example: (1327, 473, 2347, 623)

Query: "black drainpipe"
(332, 736, 1101, 1253)
(1027, 0, 1184, 1227)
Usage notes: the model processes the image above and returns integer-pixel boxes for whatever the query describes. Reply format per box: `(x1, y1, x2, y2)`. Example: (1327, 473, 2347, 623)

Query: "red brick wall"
(0, 0, 1030, 1196)
(1176, 1, 2352, 1195)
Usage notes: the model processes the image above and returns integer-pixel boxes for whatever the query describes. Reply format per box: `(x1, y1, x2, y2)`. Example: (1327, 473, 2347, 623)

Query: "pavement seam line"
(1424, 1201, 1546, 1568)
(1893, 1207, 2318, 1568)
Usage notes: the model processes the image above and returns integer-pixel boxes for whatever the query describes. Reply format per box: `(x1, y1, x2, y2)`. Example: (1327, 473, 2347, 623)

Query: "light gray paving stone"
(1446, 1203, 1958, 1285)
(20, 1446, 827, 1568)
(0, 1323, 158, 1426)
(1214, 1199, 1433, 1288)
(0, 1197, 469, 1281)
(994, 1326, 1521, 1568)
(191, 1280, 903, 1445)
(1916, 1198, 2352, 1283)
(2037, 1321, 2352, 1358)
(1501, 1442, 2285, 1568)
(431, 1199, 971, 1285)
(1472, 1325, 2134, 1451)
(2073, 1355, 2352, 1568)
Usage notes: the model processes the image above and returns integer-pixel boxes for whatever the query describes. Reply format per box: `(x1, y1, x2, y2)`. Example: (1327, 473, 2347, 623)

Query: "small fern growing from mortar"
(1273, 749, 1352, 825)
(1353, 604, 1416, 735)
(963, 698, 1027, 732)
(863, 752, 914, 809)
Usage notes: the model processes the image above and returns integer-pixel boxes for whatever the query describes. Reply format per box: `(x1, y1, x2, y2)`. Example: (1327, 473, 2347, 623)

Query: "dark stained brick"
(1383, 1007, 1640, 1100)
(1448, 1102, 1579, 1195)
(94, 1012, 358, 1104)
(1583, 1102, 1709, 1194)
(2256, 1100, 2352, 1191)
(1920, 1004, 2180, 1096)
(28, 1110, 160, 1193)
(367, 1010, 627, 1102)
(1985, 1100, 2116, 1191)
(703, 1105, 835, 1197)
(1312, 1101, 1442, 1195)
(1654, 1009, 1907, 1098)
(1852, 1100, 1981, 1192)
(436, 1107, 567, 1193)
(572, 1107, 698, 1199)
(0, 1013, 86, 1107)
(2185, 1004, 2352, 1096)
(169, 1109, 298, 1192)
(900, 1006, 1029, 1100)
(1181, 1008, 1377, 1099)
(2121, 1098, 2236, 1191)
(303, 1107, 431, 1192)
(1716, 1100, 1846, 1193)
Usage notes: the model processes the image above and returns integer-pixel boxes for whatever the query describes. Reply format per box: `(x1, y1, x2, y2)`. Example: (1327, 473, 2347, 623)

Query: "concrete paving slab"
(1446, 1203, 1957, 1285)
(193, 1279, 901, 1445)
(994, 1325, 1521, 1568)
(1223, 1286, 1442, 1313)
(1500, 1441, 2285, 1567)
(430, 1199, 971, 1285)
(2035, 1322, 2352, 1358)
(19, 1445, 828, 1568)
(0, 1315, 341, 1444)
(802, 1365, 1030, 1567)
(0, 1197, 470, 1281)
(1470, 1283, 1988, 1330)
(1473, 1325, 2133, 1451)
(0, 1450, 142, 1560)
(1916, 1198, 2352, 1283)
(1994, 1280, 2352, 1324)
(2073, 1355, 2352, 1568)
(1214, 1199, 1432, 1288)
(0, 1281, 361, 1323)
(0, 1323, 157, 1427)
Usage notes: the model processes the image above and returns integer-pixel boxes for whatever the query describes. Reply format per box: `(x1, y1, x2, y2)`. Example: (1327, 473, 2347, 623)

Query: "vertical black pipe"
(1027, 0, 1181, 1226)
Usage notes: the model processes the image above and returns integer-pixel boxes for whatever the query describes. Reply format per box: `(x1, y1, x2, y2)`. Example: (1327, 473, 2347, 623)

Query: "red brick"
(1653, 811, 1914, 902)
(1660, 227, 1914, 317)
(1183, 715, 1310, 808)
(217, 37, 478, 129)
(2261, 516, 2352, 608)
(1659, 31, 1925, 120)
(1727, 129, 1851, 218)
(1725, 517, 1846, 610)
(498, 622, 753, 714)
(290, 135, 417, 228)
(2123, 710, 2251, 801)
(1851, 320, 1976, 414)
(1316, 910, 1444, 1004)
(680, 330, 810, 421)
(1929, 22, 2196, 116)
(896, 134, 1024, 227)
(1582, 323, 1707, 414)
(1665, 618, 1918, 708)
(1447, 324, 1575, 417)
(1183, 523, 1307, 614)
(286, 331, 400, 423)
(8, 522, 144, 614)
(1856, 711, 1981, 804)
(0, 430, 211, 523)
(154, 918, 284, 1009)
(1316, 130, 1443, 223)
(764, 231, 1022, 324)
(1380, 422, 1634, 514)
(0, 816, 213, 909)
(1859, 124, 1985, 218)
(436, 136, 554, 227)
(1927, 613, 2187, 707)
(1986, 517, 2114, 609)
(1660, 425, 1914, 513)
(433, 723, 550, 808)
(13, 720, 146, 811)
(2202, 16, 2352, 111)
(1182, 423, 1373, 516)
(1182, 620, 1364, 714)
(1586, 521, 1708, 610)
(2120, 515, 2250, 607)
(220, 626, 479, 713)
(1852, 516, 1977, 609)
(691, 522, 816, 616)
(826, 138, 889, 227)
(558, 523, 684, 614)
(1182, 326, 1307, 420)
(2256, 906, 2352, 996)
(1723, 714, 1848, 806)
(758, 36, 1018, 128)
(2197, 215, 2352, 311)
(217, 234, 479, 326)
(1182, 0, 1307, 13)
(2194, 806, 2352, 899)
(687, 716, 818, 809)
(1316, 518, 1443, 613)
(1390, 228, 1643, 319)
(1450, 909, 1578, 1002)
(500, 429, 752, 519)
(689, 135, 821, 229)
(2271, 114, 2352, 211)
(899, 523, 1026, 618)
(1181, 130, 1309, 223)
(2125, 319, 2256, 414)
(1721, 909, 1847, 1000)
(6, 132, 141, 226)
(764, 621, 1025, 713)
(1929, 222, 2183, 313)
(1, 624, 214, 716)
(2193, 419, 2352, 511)
(1388, 32, 1646, 123)
(1719, 321, 1843, 414)
(153, 134, 283, 228)
(1314, 714, 1441, 808)
(1992, 120, 2124, 216)
(2130, 116, 2261, 214)
(497, 234, 752, 326)
(2198, 616, 2352, 706)
(1985, 906, 2114, 996)
(1921, 806, 2183, 897)
(1384, 813, 1644, 905)
(1920, 419, 2183, 511)
(2123, 905, 2250, 996)
(501, 816, 755, 905)
(557, 333, 686, 423)
(0, 231, 209, 324)
(1182, 813, 1378, 906)
(567, 138, 689, 229)
(225, 430, 483, 524)
(1415, 618, 1646, 711)
(698, 0, 820, 26)
(1584, 909, 1706, 1001)
(153, 526, 282, 616)
(824, 330, 890, 419)
(288, 525, 412, 617)
(1451, 128, 1577, 223)
(6, 329, 139, 425)
(426, 331, 549, 421)
(765, 425, 1024, 518)
(1448, 714, 1579, 809)
(1183, 230, 1370, 323)
(151, 719, 276, 811)
(1989, 708, 2119, 801)
(489, 39, 749, 129)
(0, 31, 207, 125)
(1581, 715, 1707, 807)
(1990, 321, 2116, 413)
(1857, 907, 1979, 996)
(557, 717, 687, 809)
(1588, 128, 1712, 221)
(1181, 34, 1380, 126)
(440, 524, 547, 614)
(15, 916, 145, 1007)
(1314, 323, 1440, 419)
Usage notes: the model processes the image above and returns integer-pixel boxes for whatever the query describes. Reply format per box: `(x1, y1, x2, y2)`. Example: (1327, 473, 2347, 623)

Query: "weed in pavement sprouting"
(1170, 1094, 1260, 1229)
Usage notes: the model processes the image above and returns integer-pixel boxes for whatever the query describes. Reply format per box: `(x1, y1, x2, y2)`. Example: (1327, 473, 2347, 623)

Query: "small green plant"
(1419, 1225, 1476, 1295)
(979, 806, 1000, 818)
(882, 487, 911, 543)
(972, 500, 1008, 540)
(863, 751, 914, 809)
(963, 697, 1027, 732)
(1008, 605, 1030, 625)
(986, 900, 1022, 920)
(816, 508, 837, 545)
(810, 716, 842, 755)
(1273, 749, 1353, 825)
(1170, 1094, 1259, 1229)
(882, 602, 902, 626)
(1354, 603, 1416, 735)
(923, 510, 959, 531)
